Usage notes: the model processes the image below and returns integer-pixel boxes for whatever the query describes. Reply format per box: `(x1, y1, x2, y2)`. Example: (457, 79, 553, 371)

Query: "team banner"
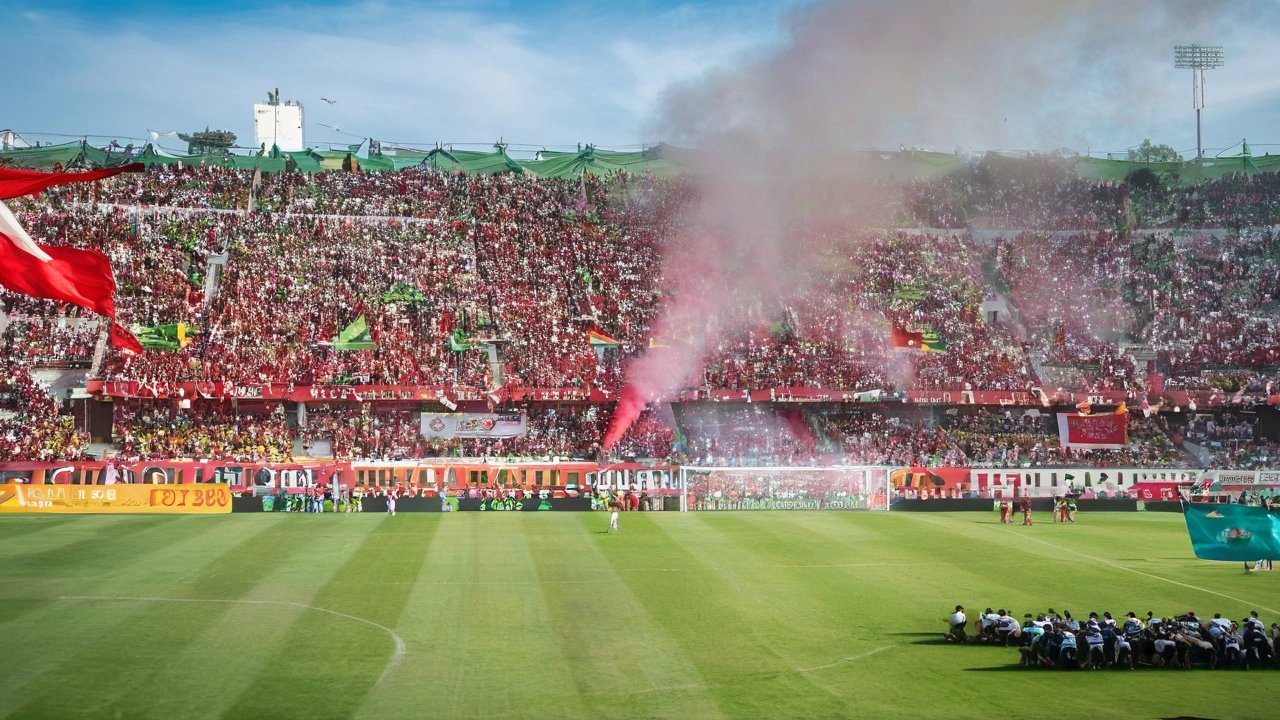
(0, 483, 232, 514)
(1056, 413, 1127, 450)
(1183, 503, 1280, 561)
(420, 411, 527, 439)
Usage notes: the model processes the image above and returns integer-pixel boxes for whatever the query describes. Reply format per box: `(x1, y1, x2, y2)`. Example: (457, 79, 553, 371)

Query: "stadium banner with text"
(0, 483, 232, 514)
(1183, 503, 1280, 561)
(1056, 413, 1127, 450)
(420, 411, 527, 439)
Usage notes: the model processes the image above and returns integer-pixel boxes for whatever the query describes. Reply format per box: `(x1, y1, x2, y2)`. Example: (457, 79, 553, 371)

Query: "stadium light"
(1174, 44, 1224, 159)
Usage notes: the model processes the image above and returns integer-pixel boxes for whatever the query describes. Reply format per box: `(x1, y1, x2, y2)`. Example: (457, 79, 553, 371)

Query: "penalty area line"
(797, 644, 895, 673)
(58, 595, 406, 682)
(994, 529, 1280, 616)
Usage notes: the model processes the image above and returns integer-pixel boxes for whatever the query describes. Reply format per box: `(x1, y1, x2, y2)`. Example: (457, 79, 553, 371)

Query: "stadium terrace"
(0, 153, 1279, 500)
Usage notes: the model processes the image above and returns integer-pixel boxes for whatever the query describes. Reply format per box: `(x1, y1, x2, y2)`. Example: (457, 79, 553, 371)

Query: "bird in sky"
(321, 98, 337, 105)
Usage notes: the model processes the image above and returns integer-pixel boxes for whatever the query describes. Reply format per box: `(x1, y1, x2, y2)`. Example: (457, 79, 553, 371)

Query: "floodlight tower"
(1174, 44, 1224, 159)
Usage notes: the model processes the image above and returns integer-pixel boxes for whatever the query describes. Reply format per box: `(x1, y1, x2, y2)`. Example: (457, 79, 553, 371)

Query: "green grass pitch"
(0, 510, 1276, 719)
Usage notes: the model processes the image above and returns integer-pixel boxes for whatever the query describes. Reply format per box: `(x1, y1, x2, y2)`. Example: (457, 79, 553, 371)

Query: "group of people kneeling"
(946, 605, 1277, 670)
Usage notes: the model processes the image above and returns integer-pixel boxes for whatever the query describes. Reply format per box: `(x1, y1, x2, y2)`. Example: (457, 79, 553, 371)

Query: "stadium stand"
(3, 157, 1280, 469)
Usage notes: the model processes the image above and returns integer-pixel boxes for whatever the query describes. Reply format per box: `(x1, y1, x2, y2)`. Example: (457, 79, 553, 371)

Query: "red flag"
(890, 325, 925, 349)
(110, 322, 144, 355)
(0, 231, 117, 317)
(0, 163, 144, 200)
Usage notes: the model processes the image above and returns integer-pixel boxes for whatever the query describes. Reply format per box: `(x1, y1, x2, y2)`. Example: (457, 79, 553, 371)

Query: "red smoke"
(603, 385, 645, 451)
(603, 0, 1228, 451)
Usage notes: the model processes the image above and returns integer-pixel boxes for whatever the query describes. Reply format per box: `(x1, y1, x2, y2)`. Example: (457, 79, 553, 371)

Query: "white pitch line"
(797, 644, 895, 673)
(59, 596, 406, 682)
(762, 562, 937, 570)
(584, 682, 714, 697)
(993, 528, 1280, 616)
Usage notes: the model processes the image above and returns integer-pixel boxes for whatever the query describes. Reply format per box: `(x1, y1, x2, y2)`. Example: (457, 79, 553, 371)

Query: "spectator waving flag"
(891, 325, 925, 350)
(0, 200, 52, 261)
(891, 325, 945, 352)
(335, 315, 376, 350)
(135, 323, 197, 351)
(0, 163, 144, 354)
(920, 331, 946, 353)
(449, 328, 477, 352)
(0, 216, 118, 318)
(110, 322, 145, 355)
(588, 328, 621, 348)
(0, 163, 143, 200)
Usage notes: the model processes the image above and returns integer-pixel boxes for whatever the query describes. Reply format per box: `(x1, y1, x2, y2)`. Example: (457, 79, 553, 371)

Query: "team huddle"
(946, 606, 1278, 670)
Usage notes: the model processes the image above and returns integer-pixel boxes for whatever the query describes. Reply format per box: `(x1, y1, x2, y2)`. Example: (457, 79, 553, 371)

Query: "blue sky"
(4, 1, 1279, 157)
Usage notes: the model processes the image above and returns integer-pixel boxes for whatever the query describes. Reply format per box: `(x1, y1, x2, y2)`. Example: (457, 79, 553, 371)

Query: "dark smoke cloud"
(604, 0, 1238, 449)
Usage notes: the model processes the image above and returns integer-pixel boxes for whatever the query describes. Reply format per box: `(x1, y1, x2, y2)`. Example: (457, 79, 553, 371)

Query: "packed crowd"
(19, 165, 1280, 395)
(1181, 413, 1280, 470)
(0, 355, 89, 462)
(5, 162, 1280, 466)
(112, 403, 294, 461)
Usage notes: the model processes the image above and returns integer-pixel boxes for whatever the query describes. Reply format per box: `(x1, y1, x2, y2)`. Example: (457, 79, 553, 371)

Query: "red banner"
(1057, 412, 1127, 450)
(87, 381, 612, 404)
(1128, 482, 1188, 501)
(85, 380, 1275, 409)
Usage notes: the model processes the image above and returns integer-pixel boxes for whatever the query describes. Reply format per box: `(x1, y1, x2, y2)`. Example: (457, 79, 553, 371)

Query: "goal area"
(680, 466, 890, 511)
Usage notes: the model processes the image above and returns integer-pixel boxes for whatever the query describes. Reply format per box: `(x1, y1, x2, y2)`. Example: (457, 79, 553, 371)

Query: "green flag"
(921, 332, 947, 353)
(1184, 503, 1280, 561)
(336, 315, 375, 351)
(134, 323, 196, 351)
(136, 332, 179, 351)
(381, 281, 427, 307)
(449, 328, 477, 352)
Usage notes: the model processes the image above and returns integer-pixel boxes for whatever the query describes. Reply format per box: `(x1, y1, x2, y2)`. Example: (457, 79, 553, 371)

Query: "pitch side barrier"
(680, 465, 1280, 512)
(888, 466, 1280, 510)
(0, 459, 682, 513)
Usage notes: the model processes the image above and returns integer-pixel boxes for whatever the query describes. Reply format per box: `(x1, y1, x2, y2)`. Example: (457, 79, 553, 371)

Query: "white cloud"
(0, 1, 777, 151)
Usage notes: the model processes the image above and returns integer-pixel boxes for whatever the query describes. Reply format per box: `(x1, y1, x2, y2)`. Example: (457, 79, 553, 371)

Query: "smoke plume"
(604, 0, 1235, 449)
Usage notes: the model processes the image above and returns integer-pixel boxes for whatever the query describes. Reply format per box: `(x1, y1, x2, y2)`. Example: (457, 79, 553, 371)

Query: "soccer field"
(0, 510, 1275, 719)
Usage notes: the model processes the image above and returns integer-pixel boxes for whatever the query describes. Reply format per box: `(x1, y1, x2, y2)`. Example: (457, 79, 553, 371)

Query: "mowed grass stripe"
(696, 512, 1039, 717)
(895, 512, 1277, 616)
(525, 513, 722, 720)
(219, 514, 438, 720)
(3, 512, 1278, 720)
(2, 517, 319, 719)
(0, 516, 83, 548)
(354, 513, 588, 720)
(667, 512, 969, 718)
(675, 514, 930, 668)
(135, 516, 386, 720)
(590, 512, 858, 718)
(0, 516, 277, 714)
(0, 515, 186, 582)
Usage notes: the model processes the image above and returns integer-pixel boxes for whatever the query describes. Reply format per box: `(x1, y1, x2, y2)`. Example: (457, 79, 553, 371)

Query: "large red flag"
(0, 163, 144, 200)
(0, 231, 116, 317)
(890, 325, 925, 349)
(110, 322, 144, 355)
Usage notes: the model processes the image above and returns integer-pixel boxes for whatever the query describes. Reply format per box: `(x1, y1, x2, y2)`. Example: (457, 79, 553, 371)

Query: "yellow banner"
(0, 484, 232, 514)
